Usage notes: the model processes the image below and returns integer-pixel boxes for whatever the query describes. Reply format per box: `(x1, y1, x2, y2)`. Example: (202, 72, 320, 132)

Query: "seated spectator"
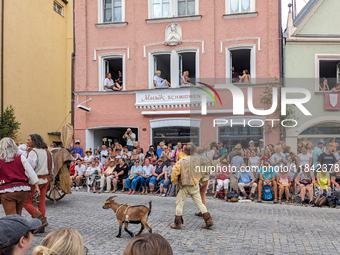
(257, 139, 267, 156)
(277, 169, 291, 204)
(130, 149, 139, 167)
(331, 83, 340, 93)
(104, 72, 114, 90)
(70, 150, 80, 162)
(156, 142, 164, 158)
(86, 160, 101, 193)
(239, 69, 251, 83)
(331, 164, 340, 200)
(94, 149, 101, 161)
(286, 155, 297, 197)
(123, 233, 173, 255)
(0, 214, 41, 255)
(113, 70, 123, 91)
(180, 70, 191, 85)
(283, 146, 297, 158)
(32, 228, 85, 255)
(149, 159, 166, 194)
(94, 156, 103, 170)
(160, 145, 171, 167)
(236, 163, 257, 200)
(113, 158, 129, 193)
(213, 159, 230, 200)
(154, 70, 171, 87)
(141, 158, 154, 195)
(122, 146, 131, 165)
(75, 159, 86, 190)
(296, 146, 312, 171)
(83, 149, 93, 167)
(137, 147, 145, 165)
(71, 159, 83, 190)
(315, 166, 332, 196)
(100, 159, 115, 193)
(319, 77, 330, 91)
(125, 160, 143, 194)
(257, 161, 277, 203)
(295, 166, 315, 206)
(70, 161, 76, 185)
(159, 159, 175, 197)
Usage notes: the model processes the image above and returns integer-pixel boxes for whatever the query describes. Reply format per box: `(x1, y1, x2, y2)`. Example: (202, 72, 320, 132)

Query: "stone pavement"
(2, 191, 340, 255)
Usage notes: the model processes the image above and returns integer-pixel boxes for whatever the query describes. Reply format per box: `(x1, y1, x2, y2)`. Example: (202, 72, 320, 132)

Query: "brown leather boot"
(195, 212, 203, 217)
(170, 215, 183, 230)
(32, 212, 48, 234)
(202, 212, 214, 229)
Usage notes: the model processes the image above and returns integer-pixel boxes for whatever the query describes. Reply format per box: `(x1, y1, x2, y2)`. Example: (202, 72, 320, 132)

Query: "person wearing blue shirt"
(125, 160, 143, 194)
(156, 142, 164, 158)
(312, 142, 323, 169)
(257, 161, 277, 203)
(70, 142, 84, 157)
(236, 163, 257, 200)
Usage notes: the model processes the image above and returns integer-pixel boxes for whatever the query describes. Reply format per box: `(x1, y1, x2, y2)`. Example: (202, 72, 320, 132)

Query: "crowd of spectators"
(69, 130, 340, 206)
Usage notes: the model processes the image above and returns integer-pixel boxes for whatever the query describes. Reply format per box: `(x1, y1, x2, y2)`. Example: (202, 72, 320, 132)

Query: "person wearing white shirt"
(86, 161, 101, 193)
(74, 159, 86, 190)
(141, 158, 154, 194)
(100, 145, 108, 165)
(103, 72, 115, 90)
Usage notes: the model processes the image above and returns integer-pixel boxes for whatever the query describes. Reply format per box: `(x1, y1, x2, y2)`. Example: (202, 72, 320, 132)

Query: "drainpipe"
(1, 0, 4, 116)
(71, 0, 75, 126)
(278, 0, 285, 141)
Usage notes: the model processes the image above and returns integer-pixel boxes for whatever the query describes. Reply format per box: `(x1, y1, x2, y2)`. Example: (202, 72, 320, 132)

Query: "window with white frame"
(318, 59, 340, 91)
(150, 0, 197, 19)
(152, 0, 170, 18)
(103, 0, 123, 22)
(226, 45, 255, 84)
(151, 50, 197, 88)
(226, 0, 254, 14)
(99, 55, 125, 91)
(178, 0, 196, 16)
(53, 1, 63, 16)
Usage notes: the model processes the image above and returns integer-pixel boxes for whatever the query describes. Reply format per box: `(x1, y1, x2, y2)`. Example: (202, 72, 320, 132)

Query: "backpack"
(262, 186, 273, 201)
(326, 196, 338, 208)
(313, 193, 327, 207)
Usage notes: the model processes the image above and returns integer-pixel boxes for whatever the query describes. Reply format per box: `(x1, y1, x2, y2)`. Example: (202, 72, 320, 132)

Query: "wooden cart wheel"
(46, 183, 66, 201)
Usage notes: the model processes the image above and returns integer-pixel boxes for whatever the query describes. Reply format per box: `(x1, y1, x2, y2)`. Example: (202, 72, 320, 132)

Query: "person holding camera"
(122, 128, 136, 151)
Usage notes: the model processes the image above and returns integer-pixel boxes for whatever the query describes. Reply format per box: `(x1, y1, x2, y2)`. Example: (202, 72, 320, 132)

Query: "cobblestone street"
(2, 191, 340, 255)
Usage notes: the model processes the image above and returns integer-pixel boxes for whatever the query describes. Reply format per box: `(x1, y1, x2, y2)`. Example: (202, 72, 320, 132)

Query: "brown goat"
(103, 196, 152, 238)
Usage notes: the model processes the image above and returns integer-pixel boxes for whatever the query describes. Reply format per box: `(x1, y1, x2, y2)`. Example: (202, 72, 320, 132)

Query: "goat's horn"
(107, 196, 117, 200)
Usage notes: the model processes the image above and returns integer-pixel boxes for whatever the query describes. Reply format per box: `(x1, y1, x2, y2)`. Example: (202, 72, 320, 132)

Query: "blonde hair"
(235, 150, 242, 157)
(263, 149, 270, 157)
(0, 137, 19, 162)
(32, 229, 84, 255)
(274, 145, 282, 152)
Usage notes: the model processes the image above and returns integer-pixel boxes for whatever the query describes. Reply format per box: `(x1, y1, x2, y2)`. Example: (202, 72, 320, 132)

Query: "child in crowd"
(316, 166, 332, 196)
(277, 168, 291, 204)
(286, 155, 297, 200)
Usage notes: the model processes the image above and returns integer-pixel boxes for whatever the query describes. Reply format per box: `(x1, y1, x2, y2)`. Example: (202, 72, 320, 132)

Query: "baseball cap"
(318, 142, 323, 145)
(0, 215, 41, 247)
(259, 139, 264, 142)
(127, 128, 131, 131)
(249, 140, 254, 145)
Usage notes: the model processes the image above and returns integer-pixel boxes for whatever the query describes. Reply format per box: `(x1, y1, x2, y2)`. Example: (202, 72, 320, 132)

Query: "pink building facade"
(74, 0, 281, 151)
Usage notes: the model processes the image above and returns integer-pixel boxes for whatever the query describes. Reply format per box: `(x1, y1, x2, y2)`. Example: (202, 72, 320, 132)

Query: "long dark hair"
(29, 134, 48, 149)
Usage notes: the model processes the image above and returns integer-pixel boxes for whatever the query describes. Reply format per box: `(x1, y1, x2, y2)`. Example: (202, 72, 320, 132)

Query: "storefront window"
(218, 125, 263, 152)
(152, 127, 199, 146)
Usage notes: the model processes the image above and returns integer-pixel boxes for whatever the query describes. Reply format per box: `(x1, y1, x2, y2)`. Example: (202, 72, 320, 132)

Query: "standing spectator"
(168, 144, 173, 159)
(295, 166, 315, 206)
(271, 145, 287, 173)
(257, 139, 267, 156)
(32, 228, 85, 255)
(125, 160, 143, 194)
(260, 149, 271, 166)
(141, 158, 154, 195)
(316, 166, 332, 197)
(217, 142, 227, 157)
(230, 150, 244, 169)
(133, 141, 143, 153)
(257, 161, 277, 203)
(317, 144, 337, 172)
(172, 142, 183, 161)
(94, 149, 101, 161)
(203, 145, 211, 156)
(213, 160, 230, 200)
(70, 151, 80, 162)
(84, 149, 93, 167)
(160, 145, 171, 166)
(248, 149, 260, 173)
(160, 159, 175, 197)
(100, 144, 108, 165)
(113, 158, 129, 192)
(277, 169, 291, 204)
(86, 160, 101, 193)
(122, 128, 136, 151)
(130, 149, 139, 166)
(306, 142, 313, 155)
(0, 138, 39, 216)
(296, 146, 313, 171)
(100, 159, 117, 193)
(24, 134, 52, 234)
(0, 214, 41, 255)
(212, 148, 221, 162)
(149, 159, 166, 194)
(156, 142, 164, 158)
(70, 141, 84, 157)
(236, 163, 257, 200)
(312, 142, 324, 168)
